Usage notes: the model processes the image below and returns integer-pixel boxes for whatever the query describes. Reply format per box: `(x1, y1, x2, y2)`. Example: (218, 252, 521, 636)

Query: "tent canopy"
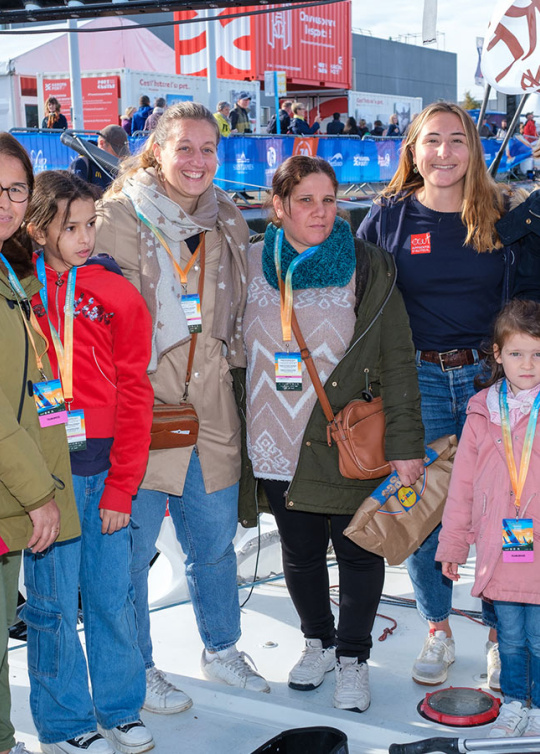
(0, 17, 175, 76)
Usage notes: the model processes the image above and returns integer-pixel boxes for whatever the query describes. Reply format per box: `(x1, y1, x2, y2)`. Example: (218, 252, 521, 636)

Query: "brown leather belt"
(419, 349, 478, 371)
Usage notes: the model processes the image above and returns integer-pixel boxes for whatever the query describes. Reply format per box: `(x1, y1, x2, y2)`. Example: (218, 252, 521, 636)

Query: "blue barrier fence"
(11, 131, 534, 190)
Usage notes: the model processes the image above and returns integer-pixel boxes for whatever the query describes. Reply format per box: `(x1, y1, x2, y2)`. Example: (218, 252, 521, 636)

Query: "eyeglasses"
(0, 184, 29, 203)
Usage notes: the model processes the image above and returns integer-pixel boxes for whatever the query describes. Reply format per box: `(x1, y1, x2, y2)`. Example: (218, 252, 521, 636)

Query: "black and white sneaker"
(99, 720, 154, 754)
(41, 732, 115, 754)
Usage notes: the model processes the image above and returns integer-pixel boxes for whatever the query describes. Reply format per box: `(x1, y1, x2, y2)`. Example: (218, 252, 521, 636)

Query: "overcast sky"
(351, 1, 500, 102)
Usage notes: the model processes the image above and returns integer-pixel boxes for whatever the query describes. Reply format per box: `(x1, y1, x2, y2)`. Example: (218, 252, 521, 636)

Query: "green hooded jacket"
(236, 238, 424, 526)
(0, 270, 79, 551)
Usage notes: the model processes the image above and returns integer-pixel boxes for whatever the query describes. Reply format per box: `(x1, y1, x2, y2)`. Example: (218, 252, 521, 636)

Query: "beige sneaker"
(488, 701, 528, 738)
(412, 630, 455, 685)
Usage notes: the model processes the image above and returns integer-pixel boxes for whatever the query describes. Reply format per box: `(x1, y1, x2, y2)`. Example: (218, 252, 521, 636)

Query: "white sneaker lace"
(336, 661, 365, 693)
(72, 732, 103, 746)
(221, 650, 262, 679)
(495, 706, 524, 731)
(298, 644, 326, 670)
(147, 667, 177, 696)
(421, 635, 447, 663)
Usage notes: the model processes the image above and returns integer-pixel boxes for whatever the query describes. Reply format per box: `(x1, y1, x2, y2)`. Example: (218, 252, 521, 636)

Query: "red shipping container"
(174, 2, 351, 90)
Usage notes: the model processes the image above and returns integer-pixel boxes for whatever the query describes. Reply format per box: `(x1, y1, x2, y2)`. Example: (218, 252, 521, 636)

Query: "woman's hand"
(27, 498, 61, 552)
(389, 458, 424, 487)
(442, 562, 460, 581)
(100, 509, 130, 535)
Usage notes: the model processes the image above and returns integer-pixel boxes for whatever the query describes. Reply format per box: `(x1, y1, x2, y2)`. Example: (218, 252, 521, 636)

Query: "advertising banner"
(11, 133, 531, 185)
(43, 78, 72, 127)
(175, 2, 351, 89)
(81, 76, 120, 129)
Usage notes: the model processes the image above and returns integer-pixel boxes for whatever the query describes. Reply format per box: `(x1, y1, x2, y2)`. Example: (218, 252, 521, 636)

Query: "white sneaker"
(488, 701, 528, 738)
(99, 720, 154, 754)
(288, 639, 336, 690)
(10, 744, 37, 754)
(41, 732, 115, 754)
(523, 707, 540, 737)
(412, 630, 455, 685)
(486, 641, 501, 691)
(201, 647, 270, 693)
(143, 666, 193, 714)
(333, 657, 370, 713)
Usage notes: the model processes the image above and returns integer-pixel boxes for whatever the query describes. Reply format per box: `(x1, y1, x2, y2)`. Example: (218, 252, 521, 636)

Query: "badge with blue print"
(33, 379, 68, 428)
(181, 294, 202, 333)
(66, 410, 87, 452)
(275, 352, 302, 391)
(502, 518, 534, 563)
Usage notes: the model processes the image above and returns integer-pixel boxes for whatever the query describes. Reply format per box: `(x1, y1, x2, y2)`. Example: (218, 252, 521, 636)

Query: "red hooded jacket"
(32, 254, 153, 514)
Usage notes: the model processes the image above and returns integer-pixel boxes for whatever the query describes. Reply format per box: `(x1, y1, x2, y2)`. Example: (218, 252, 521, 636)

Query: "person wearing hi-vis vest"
(229, 92, 252, 134)
(0, 133, 80, 754)
(26, 170, 155, 754)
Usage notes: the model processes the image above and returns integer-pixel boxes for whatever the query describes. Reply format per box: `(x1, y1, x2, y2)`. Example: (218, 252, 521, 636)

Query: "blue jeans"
(494, 601, 540, 707)
(131, 452, 241, 665)
(406, 353, 497, 629)
(22, 470, 145, 744)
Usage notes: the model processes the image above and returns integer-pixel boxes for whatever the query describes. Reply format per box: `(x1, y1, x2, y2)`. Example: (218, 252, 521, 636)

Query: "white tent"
(0, 17, 176, 129)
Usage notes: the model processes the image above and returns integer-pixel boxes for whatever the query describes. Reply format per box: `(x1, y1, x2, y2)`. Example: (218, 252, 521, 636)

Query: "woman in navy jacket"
(289, 103, 320, 135)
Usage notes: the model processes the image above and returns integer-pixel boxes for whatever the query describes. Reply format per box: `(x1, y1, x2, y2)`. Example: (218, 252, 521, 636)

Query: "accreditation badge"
(66, 409, 87, 452)
(275, 352, 302, 391)
(181, 294, 202, 333)
(33, 379, 68, 428)
(502, 518, 534, 563)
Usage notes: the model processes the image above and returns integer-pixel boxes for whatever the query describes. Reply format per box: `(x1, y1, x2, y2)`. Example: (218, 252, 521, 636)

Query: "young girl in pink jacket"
(436, 299, 540, 740)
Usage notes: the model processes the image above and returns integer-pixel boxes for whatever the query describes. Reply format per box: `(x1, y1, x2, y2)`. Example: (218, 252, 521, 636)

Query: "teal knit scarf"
(262, 216, 356, 290)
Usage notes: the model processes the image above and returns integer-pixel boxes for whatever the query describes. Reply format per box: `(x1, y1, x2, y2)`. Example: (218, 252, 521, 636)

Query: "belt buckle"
(438, 349, 462, 372)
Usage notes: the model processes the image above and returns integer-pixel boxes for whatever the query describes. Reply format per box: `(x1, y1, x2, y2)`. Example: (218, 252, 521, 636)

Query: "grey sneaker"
(288, 639, 336, 690)
(99, 720, 154, 754)
(486, 641, 501, 691)
(333, 657, 370, 713)
(412, 630, 455, 685)
(143, 666, 193, 714)
(523, 708, 540, 737)
(201, 648, 270, 693)
(488, 701, 528, 738)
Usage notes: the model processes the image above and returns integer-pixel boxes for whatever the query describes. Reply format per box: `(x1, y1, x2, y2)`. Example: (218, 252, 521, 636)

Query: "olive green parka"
(0, 270, 79, 551)
(236, 238, 424, 526)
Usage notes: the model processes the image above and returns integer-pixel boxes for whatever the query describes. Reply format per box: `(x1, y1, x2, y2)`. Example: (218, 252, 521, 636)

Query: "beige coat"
(95, 194, 244, 496)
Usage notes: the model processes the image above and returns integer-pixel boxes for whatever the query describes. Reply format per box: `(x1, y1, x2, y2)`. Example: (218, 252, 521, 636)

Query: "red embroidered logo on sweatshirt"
(410, 232, 431, 254)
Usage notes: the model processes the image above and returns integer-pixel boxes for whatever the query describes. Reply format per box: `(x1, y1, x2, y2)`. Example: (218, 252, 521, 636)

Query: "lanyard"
(133, 210, 202, 291)
(499, 379, 540, 513)
(273, 228, 319, 343)
(0, 252, 49, 379)
(35, 252, 77, 405)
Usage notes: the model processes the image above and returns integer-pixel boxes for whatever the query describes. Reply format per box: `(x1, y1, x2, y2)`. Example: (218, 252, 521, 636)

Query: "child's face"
(494, 332, 540, 394)
(35, 198, 96, 273)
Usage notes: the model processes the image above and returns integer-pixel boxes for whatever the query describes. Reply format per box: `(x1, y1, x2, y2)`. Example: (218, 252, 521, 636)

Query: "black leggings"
(261, 479, 385, 661)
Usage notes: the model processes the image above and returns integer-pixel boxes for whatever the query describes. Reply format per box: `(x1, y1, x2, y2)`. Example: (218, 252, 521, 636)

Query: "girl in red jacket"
(437, 300, 540, 740)
(25, 171, 154, 754)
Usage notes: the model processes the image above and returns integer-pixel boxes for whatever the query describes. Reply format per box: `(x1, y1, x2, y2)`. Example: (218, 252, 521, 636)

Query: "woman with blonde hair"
(358, 101, 519, 691)
(94, 101, 269, 715)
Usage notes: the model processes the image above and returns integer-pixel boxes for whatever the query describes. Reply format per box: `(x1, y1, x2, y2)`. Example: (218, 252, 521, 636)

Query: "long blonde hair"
(382, 101, 506, 252)
(105, 101, 220, 197)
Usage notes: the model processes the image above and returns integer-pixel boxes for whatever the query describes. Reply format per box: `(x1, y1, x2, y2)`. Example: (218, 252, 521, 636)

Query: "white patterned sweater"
(244, 242, 356, 481)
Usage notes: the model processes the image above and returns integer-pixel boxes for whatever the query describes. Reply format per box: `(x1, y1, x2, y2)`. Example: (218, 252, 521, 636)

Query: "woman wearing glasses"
(289, 103, 321, 136)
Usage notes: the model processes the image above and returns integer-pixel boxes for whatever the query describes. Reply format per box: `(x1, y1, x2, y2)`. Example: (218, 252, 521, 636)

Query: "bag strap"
(279, 279, 335, 423)
(183, 234, 206, 400)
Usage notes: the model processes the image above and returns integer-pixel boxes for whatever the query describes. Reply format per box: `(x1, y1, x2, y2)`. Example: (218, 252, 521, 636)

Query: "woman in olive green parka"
(0, 133, 78, 754)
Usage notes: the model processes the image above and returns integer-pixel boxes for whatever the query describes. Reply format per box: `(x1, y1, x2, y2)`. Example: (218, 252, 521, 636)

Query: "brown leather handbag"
(149, 236, 205, 451)
(289, 303, 391, 481)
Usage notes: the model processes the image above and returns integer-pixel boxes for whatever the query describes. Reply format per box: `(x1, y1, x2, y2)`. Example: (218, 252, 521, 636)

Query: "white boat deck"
(6, 517, 539, 754)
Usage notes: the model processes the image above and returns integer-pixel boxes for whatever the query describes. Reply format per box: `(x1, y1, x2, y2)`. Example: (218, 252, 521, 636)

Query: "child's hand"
(442, 562, 460, 581)
(100, 509, 130, 535)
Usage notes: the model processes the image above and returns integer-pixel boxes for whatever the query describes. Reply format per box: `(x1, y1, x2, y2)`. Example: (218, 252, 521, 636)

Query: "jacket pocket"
(92, 347, 117, 391)
(21, 603, 61, 679)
